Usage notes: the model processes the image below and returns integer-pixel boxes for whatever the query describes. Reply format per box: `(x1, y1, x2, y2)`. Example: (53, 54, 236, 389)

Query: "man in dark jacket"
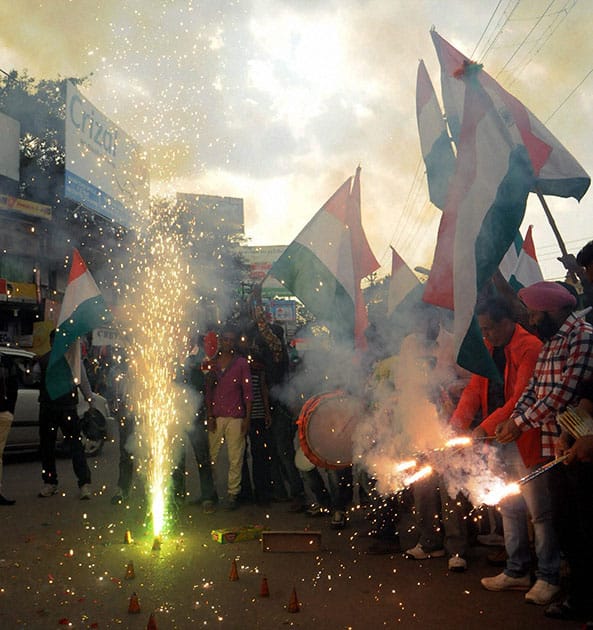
(37, 332, 92, 499)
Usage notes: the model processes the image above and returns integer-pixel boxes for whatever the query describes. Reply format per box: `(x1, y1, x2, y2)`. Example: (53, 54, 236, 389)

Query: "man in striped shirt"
(483, 281, 593, 607)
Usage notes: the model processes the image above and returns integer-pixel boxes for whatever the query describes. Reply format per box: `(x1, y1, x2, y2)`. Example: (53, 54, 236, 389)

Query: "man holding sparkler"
(488, 281, 593, 607)
(408, 297, 542, 572)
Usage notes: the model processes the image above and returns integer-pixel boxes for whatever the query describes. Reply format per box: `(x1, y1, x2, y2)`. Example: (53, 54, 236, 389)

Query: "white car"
(2, 346, 113, 456)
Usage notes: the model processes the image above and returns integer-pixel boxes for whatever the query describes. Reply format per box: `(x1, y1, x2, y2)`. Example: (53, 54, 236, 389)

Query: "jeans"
(173, 415, 217, 503)
(268, 400, 303, 499)
(413, 473, 469, 556)
(499, 442, 560, 585)
(115, 410, 135, 496)
(301, 466, 352, 511)
(39, 403, 90, 488)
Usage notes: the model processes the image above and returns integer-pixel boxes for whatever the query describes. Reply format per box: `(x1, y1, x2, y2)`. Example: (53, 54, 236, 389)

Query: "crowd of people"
(1, 241, 593, 627)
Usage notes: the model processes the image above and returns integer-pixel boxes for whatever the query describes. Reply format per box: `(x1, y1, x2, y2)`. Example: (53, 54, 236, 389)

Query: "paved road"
(0, 440, 568, 629)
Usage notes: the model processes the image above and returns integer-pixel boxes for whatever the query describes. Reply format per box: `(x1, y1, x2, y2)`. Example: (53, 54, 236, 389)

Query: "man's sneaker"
(330, 510, 346, 529)
(223, 496, 238, 511)
(202, 500, 216, 514)
(525, 579, 561, 606)
(405, 543, 445, 560)
(38, 484, 58, 498)
(481, 572, 530, 591)
(448, 555, 467, 572)
(79, 484, 92, 500)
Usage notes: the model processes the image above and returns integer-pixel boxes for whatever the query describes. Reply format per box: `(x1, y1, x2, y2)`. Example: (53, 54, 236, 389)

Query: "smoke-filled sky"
(1, 0, 592, 279)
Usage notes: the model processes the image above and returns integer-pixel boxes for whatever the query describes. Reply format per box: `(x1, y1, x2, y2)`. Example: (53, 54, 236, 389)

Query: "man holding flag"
(38, 249, 112, 500)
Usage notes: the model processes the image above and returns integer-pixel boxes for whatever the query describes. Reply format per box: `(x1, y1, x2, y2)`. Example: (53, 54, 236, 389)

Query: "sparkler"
(557, 406, 593, 439)
(517, 455, 569, 485)
(403, 465, 433, 486)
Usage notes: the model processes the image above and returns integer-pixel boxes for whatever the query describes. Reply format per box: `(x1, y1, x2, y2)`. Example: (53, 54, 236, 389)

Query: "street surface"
(0, 437, 569, 629)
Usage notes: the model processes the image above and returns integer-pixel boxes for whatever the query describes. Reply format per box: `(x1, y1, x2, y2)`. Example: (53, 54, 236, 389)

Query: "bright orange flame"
(393, 459, 417, 473)
(404, 465, 433, 486)
(480, 482, 520, 506)
(444, 437, 472, 448)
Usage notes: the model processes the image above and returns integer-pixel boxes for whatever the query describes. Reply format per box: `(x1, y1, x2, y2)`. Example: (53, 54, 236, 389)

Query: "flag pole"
(534, 187, 577, 282)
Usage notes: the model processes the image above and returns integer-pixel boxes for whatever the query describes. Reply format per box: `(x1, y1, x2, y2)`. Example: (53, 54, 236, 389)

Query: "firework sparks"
(393, 459, 417, 473)
(443, 436, 472, 448)
(478, 481, 520, 506)
(403, 465, 433, 486)
(121, 202, 195, 537)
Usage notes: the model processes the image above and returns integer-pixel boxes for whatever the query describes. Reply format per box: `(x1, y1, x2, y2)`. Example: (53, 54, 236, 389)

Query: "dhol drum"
(296, 390, 364, 470)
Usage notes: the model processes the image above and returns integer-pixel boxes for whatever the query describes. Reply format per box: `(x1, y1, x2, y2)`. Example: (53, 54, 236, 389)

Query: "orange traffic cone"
(128, 592, 141, 614)
(287, 586, 300, 613)
(125, 561, 135, 580)
(146, 611, 158, 629)
(259, 576, 270, 597)
(152, 536, 161, 551)
(229, 558, 239, 581)
(124, 530, 133, 544)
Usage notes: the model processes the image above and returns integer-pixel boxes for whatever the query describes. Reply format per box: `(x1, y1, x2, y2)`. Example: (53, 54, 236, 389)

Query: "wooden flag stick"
(535, 187, 577, 283)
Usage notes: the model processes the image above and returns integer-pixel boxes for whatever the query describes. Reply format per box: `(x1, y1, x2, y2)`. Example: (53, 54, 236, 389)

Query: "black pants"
(551, 462, 593, 617)
(115, 410, 135, 495)
(39, 403, 90, 487)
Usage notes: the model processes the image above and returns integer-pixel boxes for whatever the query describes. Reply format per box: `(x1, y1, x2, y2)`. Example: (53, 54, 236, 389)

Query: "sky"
(1, 0, 592, 281)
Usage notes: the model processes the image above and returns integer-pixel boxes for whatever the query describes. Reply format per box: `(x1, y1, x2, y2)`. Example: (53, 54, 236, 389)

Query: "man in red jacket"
(408, 296, 542, 572)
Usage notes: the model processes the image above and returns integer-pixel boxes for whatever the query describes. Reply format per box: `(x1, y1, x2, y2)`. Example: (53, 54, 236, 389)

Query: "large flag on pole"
(431, 29, 590, 201)
(425, 62, 534, 378)
(346, 167, 381, 349)
(387, 246, 420, 316)
(508, 225, 543, 291)
(416, 59, 456, 210)
(270, 169, 379, 349)
(46, 249, 112, 400)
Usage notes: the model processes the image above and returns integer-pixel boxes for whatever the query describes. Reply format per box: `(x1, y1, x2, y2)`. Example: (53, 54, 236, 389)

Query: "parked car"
(2, 346, 113, 456)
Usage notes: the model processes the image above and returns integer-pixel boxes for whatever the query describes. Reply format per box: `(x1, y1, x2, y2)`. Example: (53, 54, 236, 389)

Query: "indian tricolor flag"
(388, 247, 419, 316)
(508, 225, 544, 291)
(270, 169, 379, 349)
(416, 59, 456, 211)
(431, 29, 590, 201)
(47, 249, 112, 400)
(425, 64, 534, 379)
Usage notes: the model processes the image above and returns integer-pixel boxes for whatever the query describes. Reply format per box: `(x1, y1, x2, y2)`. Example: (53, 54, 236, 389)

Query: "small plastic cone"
(146, 611, 157, 629)
(259, 576, 270, 597)
(152, 536, 161, 551)
(125, 561, 135, 580)
(128, 592, 141, 614)
(124, 530, 133, 544)
(229, 558, 239, 581)
(287, 586, 300, 613)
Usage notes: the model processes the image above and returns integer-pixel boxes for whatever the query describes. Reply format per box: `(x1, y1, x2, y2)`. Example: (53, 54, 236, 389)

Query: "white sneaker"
(405, 543, 446, 560)
(448, 555, 467, 572)
(79, 484, 92, 500)
(38, 484, 58, 498)
(481, 572, 530, 591)
(525, 579, 561, 605)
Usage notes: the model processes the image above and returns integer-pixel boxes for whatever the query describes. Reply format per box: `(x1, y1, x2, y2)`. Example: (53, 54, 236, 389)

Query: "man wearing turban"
(482, 281, 593, 609)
